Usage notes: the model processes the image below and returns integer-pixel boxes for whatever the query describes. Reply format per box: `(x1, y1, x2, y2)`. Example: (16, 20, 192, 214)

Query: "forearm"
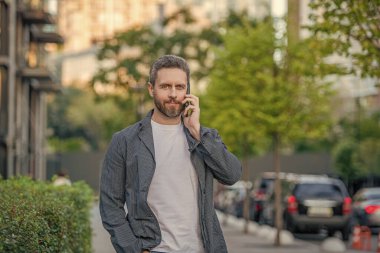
(196, 128, 242, 185)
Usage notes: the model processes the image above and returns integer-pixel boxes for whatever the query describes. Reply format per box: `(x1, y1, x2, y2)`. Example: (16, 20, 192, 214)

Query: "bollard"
(360, 226, 372, 251)
(351, 225, 362, 250)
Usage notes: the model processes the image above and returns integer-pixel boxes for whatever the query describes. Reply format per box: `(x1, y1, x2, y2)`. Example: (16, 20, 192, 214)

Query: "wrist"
(190, 124, 201, 141)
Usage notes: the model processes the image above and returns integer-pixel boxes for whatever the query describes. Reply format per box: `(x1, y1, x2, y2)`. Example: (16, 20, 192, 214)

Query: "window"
(294, 183, 343, 200)
(0, 67, 8, 136)
(0, 0, 9, 56)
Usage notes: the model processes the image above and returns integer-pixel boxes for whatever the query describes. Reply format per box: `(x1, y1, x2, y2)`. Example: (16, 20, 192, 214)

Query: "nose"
(168, 86, 177, 98)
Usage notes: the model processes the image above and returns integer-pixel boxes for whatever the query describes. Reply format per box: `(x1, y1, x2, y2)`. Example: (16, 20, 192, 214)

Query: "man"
(100, 55, 242, 253)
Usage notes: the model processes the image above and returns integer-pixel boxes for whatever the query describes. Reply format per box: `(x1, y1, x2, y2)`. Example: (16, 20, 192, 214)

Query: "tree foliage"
(308, 0, 380, 79)
(333, 112, 380, 177)
(48, 87, 131, 151)
(332, 138, 359, 179)
(202, 17, 338, 158)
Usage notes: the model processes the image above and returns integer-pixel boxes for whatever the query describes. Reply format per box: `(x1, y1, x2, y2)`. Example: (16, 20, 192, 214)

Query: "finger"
(182, 97, 192, 105)
(182, 97, 198, 106)
(184, 105, 197, 117)
(185, 94, 199, 102)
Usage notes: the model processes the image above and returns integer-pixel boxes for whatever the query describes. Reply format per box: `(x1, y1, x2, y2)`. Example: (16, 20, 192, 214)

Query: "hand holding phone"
(182, 84, 201, 141)
(185, 82, 193, 117)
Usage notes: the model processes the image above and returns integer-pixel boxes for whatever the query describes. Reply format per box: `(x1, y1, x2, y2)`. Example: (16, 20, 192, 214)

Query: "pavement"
(91, 202, 364, 253)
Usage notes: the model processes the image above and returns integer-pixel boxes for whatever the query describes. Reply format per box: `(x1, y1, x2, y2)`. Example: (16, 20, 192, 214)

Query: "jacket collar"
(138, 110, 155, 159)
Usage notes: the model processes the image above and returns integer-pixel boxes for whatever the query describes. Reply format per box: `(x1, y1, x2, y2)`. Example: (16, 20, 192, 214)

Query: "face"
(148, 68, 188, 119)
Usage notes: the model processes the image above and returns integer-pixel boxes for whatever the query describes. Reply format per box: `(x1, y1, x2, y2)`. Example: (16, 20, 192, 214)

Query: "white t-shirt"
(148, 120, 204, 253)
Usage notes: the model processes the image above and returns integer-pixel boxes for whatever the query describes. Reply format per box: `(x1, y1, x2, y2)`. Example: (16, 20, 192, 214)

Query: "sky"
(271, 0, 287, 17)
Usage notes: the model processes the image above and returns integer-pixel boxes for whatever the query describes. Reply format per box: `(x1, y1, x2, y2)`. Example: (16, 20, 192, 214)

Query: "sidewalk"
(91, 202, 114, 253)
(91, 203, 358, 253)
(223, 223, 319, 253)
(219, 213, 323, 253)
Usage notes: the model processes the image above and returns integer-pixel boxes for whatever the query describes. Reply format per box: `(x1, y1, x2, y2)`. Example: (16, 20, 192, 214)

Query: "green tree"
(202, 17, 338, 245)
(354, 139, 380, 175)
(332, 112, 380, 192)
(308, 0, 380, 79)
(333, 138, 359, 180)
(48, 87, 132, 151)
(332, 112, 380, 180)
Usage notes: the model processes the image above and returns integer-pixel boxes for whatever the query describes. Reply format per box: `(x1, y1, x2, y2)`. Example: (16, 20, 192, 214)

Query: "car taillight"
(255, 190, 265, 201)
(364, 205, 380, 214)
(255, 203, 262, 211)
(343, 197, 352, 215)
(287, 195, 298, 214)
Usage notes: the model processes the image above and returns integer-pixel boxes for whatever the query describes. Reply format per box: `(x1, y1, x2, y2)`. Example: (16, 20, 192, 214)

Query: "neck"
(151, 109, 181, 125)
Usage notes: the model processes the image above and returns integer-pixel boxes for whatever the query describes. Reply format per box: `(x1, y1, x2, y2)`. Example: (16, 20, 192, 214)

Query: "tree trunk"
(273, 133, 282, 246)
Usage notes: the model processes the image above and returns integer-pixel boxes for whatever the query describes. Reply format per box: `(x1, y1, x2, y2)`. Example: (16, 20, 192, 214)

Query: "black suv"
(286, 176, 352, 240)
(262, 175, 352, 241)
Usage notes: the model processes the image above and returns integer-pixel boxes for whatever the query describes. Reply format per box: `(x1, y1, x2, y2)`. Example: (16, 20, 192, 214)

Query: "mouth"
(166, 101, 180, 105)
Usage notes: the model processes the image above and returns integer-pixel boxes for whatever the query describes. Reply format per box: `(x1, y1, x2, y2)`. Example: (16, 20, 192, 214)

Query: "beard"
(153, 96, 185, 118)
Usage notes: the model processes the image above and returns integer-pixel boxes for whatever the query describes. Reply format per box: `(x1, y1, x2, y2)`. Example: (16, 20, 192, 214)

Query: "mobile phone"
(185, 81, 193, 117)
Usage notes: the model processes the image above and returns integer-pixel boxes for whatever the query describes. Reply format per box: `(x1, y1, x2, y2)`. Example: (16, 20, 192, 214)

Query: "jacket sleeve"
(99, 132, 140, 252)
(195, 127, 242, 185)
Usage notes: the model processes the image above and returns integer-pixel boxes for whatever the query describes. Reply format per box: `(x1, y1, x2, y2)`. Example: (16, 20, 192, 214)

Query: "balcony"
(18, 0, 58, 25)
(30, 26, 64, 44)
(19, 67, 61, 92)
(19, 9, 54, 24)
(30, 78, 61, 92)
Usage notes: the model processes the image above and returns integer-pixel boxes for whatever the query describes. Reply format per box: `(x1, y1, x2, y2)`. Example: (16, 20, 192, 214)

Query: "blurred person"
(100, 55, 242, 253)
(52, 171, 72, 186)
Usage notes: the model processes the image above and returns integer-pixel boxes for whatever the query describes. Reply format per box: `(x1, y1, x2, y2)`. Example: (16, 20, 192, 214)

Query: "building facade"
(0, 0, 63, 179)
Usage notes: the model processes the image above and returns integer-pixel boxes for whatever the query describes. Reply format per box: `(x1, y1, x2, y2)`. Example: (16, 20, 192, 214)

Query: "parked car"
(252, 172, 296, 222)
(352, 187, 380, 229)
(260, 173, 299, 225)
(251, 174, 274, 222)
(262, 174, 352, 241)
(214, 181, 252, 217)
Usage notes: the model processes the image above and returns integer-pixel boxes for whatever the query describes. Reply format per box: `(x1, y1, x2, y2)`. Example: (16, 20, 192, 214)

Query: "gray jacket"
(100, 110, 242, 253)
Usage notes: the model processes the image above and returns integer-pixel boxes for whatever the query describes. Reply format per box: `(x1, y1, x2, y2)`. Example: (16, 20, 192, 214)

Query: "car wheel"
(327, 230, 335, 237)
(341, 225, 351, 241)
(285, 216, 297, 233)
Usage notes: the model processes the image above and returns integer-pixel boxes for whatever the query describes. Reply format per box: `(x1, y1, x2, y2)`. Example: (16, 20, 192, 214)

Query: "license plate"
(307, 207, 333, 217)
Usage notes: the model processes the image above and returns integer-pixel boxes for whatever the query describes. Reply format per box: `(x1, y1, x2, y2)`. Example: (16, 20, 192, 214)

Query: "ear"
(148, 83, 154, 97)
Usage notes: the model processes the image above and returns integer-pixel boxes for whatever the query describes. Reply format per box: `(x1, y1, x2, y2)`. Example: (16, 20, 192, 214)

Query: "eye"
(160, 84, 170, 89)
(176, 85, 186, 90)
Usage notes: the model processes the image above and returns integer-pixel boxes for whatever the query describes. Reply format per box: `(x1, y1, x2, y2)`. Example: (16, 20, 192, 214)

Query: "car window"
(260, 179, 273, 190)
(294, 183, 343, 199)
(353, 192, 362, 201)
(366, 194, 380, 200)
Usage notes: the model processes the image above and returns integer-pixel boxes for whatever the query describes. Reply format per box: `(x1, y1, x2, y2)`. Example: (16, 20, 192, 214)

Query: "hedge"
(0, 177, 93, 253)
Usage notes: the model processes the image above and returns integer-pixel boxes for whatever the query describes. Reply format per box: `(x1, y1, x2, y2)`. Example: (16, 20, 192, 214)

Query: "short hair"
(149, 55, 190, 86)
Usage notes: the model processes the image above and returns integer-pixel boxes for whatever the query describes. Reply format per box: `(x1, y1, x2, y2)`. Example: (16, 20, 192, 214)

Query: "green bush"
(0, 177, 93, 253)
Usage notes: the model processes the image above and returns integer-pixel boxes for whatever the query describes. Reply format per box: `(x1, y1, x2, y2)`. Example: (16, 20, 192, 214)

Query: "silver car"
(352, 187, 380, 229)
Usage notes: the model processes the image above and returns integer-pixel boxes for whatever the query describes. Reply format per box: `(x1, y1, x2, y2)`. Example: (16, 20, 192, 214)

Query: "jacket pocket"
(112, 222, 140, 251)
